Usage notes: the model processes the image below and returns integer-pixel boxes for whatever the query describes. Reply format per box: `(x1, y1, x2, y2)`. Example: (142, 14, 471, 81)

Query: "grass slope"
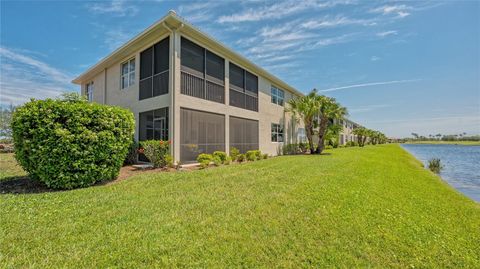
(0, 153, 25, 181)
(1, 145, 479, 268)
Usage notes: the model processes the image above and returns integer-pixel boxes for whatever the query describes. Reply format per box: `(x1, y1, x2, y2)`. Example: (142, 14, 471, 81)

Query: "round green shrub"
(197, 153, 212, 169)
(12, 96, 134, 189)
(246, 150, 257, 161)
(213, 151, 227, 163)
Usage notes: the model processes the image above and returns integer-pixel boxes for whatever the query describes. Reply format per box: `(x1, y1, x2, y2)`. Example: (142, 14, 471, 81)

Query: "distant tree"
(0, 104, 15, 139)
(353, 127, 369, 147)
(411, 133, 419, 140)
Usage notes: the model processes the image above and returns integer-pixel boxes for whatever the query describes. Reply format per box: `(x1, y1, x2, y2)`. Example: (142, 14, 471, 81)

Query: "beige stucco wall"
(80, 30, 302, 161)
(81, 33, 173, 142)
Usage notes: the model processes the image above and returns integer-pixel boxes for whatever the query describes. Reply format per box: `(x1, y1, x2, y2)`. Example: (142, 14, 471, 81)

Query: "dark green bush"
(213, 151, 227, 164)
(262, 153, 268, 159)
(140, 140, 170, 168)
(12, 96, 134, 189)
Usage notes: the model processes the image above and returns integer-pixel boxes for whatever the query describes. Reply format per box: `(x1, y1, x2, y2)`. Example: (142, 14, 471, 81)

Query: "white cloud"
(86, 0, 138, 17)
(301, 15, 375, 29)
(218, 0, 352, 23)
(370, 4, 411, 18)
(319, 79, 421, 92)
(376, 30, 398, 37)
(0, 47, 74, 106)
(370, 56, 380, 61)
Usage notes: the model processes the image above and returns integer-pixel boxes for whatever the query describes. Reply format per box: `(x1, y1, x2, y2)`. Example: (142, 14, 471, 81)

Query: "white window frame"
(271, 86, 284, 106)
(121, 58, 135, 90)
(86, 82, 94, 102)
(271, 123, 284, 142)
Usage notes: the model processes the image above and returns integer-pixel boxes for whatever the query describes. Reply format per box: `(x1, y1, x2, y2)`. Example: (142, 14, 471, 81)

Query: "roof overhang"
(72, 11, 303, 97)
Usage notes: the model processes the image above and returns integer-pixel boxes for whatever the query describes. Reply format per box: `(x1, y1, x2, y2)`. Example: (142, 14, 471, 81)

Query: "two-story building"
(73, 11, 307, 163)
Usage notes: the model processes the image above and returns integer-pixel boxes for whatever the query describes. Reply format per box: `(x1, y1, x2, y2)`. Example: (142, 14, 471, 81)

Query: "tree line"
(286, 89, 387, 154)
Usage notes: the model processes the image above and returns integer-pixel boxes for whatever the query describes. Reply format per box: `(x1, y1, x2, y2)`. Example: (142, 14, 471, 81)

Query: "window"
(229, 62, 258, 112)
(180, 108, 225, 162)
(271, 86, 284, 106)
(230, 116, 259, 153)
(180, 37, 225, 104)
(245, 71, 258, 94)
(229, 63, 244, 89)
(206, 50, 224, 82)
(181, 37, 204, 75)
(271, 123, 284, 142)
(86, 82, 94, 102)
(139, 37, 169, 100)
(121, 58, 135, 89)
(139, 107, 169, 141)
(297, 128, 307, 143)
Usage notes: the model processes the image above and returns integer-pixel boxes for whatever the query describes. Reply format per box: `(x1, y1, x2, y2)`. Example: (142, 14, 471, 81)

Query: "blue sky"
(1, 0, 479, 137)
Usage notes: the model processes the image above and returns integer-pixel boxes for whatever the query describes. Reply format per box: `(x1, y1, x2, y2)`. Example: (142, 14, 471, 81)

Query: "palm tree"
(286, 91, 321, 154)
(353, 127, 369, 147)
(315, 95, 347, 154)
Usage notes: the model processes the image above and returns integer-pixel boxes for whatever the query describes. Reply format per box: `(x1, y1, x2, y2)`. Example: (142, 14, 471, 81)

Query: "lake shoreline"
(401, 144, 480, 202)
(404, 141, 480, 146)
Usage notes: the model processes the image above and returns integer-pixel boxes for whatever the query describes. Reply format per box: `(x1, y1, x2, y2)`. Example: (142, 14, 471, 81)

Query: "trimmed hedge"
(12, 96, 134, 189)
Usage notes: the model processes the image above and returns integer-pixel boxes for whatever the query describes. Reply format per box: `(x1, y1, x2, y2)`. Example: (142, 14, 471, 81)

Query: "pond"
(401, 144, 480, 202)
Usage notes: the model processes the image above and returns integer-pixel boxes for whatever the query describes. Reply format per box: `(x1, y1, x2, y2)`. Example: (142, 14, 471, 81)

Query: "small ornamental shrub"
(237, 154, 245, 163)
(165, 155, 174, 168)
(345, 141, 358, 147)
(262, 153, 268, 159)
(428, 158, 444, 174)
(197, 153, 212, 169)
(254, 150, 262, 160)
(283, 143, 302, 155)
(230, 147, 240, 161)
(140, 140, 170, 168)
(12, 95, 134, 189)
(298, 142, 308, 153)
(212, 155, 222, 166)
(224, 156, 232, 165)
(124, 140, 139, 165)
(213, 151, 227, 164)
(325, 145, 333, 150)
(246, 150, 257, 161)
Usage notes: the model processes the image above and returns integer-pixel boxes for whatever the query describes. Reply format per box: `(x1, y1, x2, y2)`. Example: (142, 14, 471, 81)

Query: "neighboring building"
(338, 119, 362, 145)
(73, 11, 306, 163)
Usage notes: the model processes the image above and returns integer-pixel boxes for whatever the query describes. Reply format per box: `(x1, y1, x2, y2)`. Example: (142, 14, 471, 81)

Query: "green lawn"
(404, 140, 480, 146)
(1, 145, 479, 268)
(0, 153, 26, 181)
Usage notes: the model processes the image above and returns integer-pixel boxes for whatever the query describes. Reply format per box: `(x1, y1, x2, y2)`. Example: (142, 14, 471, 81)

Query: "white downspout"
(162, 21, 184, 163)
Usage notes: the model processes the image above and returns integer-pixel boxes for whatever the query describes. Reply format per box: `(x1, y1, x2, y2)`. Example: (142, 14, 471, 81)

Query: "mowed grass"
(0, 153, 25, 181)
(1, 145, 479, 268)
